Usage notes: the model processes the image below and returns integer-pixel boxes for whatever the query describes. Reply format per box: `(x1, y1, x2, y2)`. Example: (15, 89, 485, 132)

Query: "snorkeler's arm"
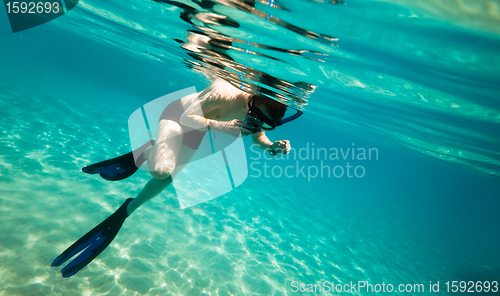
(252, 130, 291, 154)
(179, 96, 220, 131)
(180, 96, 252, 136)
(252, 130, 273, 149)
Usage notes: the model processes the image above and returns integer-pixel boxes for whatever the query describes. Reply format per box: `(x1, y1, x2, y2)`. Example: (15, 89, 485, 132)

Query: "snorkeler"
(51, 79, 302, 277)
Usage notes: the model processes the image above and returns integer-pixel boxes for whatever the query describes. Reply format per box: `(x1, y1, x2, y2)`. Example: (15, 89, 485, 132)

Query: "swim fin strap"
(82, 140, 154, 181)
(51, 198, 134, 278)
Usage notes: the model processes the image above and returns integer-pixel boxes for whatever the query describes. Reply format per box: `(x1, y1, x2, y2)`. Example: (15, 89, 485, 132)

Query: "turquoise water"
(1, 0, 500, 295)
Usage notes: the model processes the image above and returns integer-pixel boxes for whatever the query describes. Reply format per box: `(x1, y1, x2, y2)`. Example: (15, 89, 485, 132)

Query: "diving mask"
(244, 98, 303, 132)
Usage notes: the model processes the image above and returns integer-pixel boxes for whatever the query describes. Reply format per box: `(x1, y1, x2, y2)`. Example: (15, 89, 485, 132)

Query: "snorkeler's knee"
(150, 170, 171, 180)
(158, 119, 182, 135)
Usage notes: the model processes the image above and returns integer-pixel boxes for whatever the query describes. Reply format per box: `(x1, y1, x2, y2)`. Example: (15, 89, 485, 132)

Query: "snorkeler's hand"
(210, 119, 253, 137)
(271, 140, 291, 155)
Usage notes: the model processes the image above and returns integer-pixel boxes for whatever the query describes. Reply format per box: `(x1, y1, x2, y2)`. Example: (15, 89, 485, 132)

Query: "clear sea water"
(1, 0, 500, 295)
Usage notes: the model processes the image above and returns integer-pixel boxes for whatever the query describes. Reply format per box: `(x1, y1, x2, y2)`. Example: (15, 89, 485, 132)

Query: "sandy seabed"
(0, 93, 457, 296)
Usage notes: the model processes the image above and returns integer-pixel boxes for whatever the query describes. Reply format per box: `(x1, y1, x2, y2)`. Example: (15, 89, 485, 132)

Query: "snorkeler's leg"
(81, 140, 154, 181)
(126, 176, 172, 215)
(52, 198, 134, 277)
(145, 119, 183, 179)
(52, 176, 173, 277)
(127, 143, 199, 215)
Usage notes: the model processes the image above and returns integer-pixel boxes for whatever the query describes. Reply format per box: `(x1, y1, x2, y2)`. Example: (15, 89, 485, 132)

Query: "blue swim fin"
(82, 141, 154, 181)
(51, 198, 134, 277)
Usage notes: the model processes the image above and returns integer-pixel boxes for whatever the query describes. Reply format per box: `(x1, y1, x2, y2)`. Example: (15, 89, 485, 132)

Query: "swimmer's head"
(246, 95, 303, 131)
(245, 95, 289, 132)
(251, 95, 287, 122)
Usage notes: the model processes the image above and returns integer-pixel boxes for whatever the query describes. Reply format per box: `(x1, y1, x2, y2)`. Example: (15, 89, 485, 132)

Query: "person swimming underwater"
(51, 79, 301, 277)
